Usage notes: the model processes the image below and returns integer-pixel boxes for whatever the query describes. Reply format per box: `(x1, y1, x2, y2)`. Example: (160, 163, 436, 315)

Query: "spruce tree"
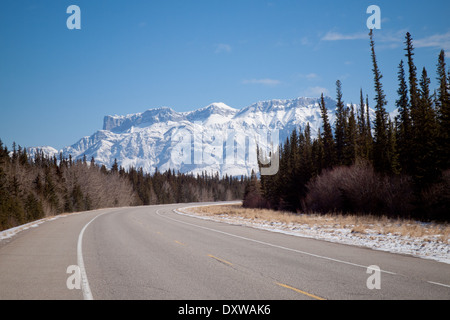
(357, 89, 368, 159)
(258, 146, 279, 210)
(279, 129, 301, 211)
(366, 95, 372, 138)
(319, 93, 336, 168)
(0, 140, 8, 164)
(395, 59, 413, 174)
(404, 32, 420, 125)
(25, 193, 44, 221)
(334, 80, 347, 165)
(312, 128, 325, 174)
(369, 30, 391, 174)
(414, 67, 439, 186)
(0, 167, 9, 229)
(111, 158, 119, 174)
(365, 95, 373, 161)
(298, 125, 314, 209)
(387, 118, 400, 175)
(436, 50, 450, 170)
(343, 104, 357, 165)
(43, 168, 59, 212)
(242, 170, 264, 208)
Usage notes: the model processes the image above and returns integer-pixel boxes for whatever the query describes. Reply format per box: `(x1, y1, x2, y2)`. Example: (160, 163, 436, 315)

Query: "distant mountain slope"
(30, 97, 381, 177)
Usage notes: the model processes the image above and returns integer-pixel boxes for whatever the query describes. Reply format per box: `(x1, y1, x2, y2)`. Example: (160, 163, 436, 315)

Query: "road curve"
(0, 203, 449, 300)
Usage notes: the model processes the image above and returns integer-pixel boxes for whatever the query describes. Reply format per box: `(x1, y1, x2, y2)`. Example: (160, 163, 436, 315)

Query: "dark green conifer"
(369, 30, 391, 174)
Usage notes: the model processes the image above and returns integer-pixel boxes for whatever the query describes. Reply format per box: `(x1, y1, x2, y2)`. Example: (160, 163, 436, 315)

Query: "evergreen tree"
(33, 174, 43, 195)
(0, 166, 9, 229)
(343, 104, 357, 165)
(24, 193, 44, 221)
(19, 147, 28, 166)
(297, 125, 314, 210)
(404, 32, 420, 126)
(414, 67, 440, 186)
(242, 170, 265, 208)
(365, 95, 373, 161)
(356, 89, 369, 160)
(43, 168, 59, 212)
(276, 136, 292, 210)
(366, 95, 372, 139)
(369, 30, 391, 174)
(11, 142, 17, 163)
(10, 175, 21, 198)
(319, 93, 336, 168)
(301, 123, 314, 178)
(284, 129, 301, 211)
(334, 80, 347, 165)
(111, 158, 119, 174)
(395, 59, 413, 174)
(387, 118, 400, 175)
(436, 50, 450, 170)
(71, 183, 84, 212)
(312, 128, 325, 174)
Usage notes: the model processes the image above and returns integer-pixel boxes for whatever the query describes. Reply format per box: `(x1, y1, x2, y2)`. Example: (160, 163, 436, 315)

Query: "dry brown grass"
(184, 204, 450, 244)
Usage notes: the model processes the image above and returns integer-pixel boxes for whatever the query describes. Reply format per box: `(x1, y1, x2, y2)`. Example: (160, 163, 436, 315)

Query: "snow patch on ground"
(0, 211, 90, 242)
(0, 216, 64, 241)
(176, 206, 450, 265)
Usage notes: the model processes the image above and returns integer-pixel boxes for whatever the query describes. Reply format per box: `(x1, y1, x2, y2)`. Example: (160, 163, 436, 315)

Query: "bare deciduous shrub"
(420, 170, 450, 221)
(304, 160, 415, 218)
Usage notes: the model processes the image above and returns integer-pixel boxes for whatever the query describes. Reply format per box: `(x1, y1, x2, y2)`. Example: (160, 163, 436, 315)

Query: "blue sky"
(1, 0, 449, 149)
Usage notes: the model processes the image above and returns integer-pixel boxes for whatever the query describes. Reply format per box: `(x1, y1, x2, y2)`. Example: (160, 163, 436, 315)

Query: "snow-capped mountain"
(26, 146, 59, 159)
(31, 96, 379, 177)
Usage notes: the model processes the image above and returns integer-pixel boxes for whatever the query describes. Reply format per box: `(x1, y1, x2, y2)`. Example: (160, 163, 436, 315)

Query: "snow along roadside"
(0, 208, 116, 242)
(174, 204, 450, 265)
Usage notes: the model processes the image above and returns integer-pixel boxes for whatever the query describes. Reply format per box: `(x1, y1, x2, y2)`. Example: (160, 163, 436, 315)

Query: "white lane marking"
(168, 206, 450, 289)
(427, 281, 450, 288)
(156, 209, 397, 275)
(77, 212, 109, 300)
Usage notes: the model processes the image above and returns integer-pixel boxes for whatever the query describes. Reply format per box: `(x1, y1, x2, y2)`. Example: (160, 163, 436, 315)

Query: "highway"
(0, 203, 449, 300)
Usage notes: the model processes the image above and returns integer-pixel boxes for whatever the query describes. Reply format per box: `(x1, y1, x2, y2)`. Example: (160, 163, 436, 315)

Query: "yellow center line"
(174, 240, 186, 246)
(208, 254, 233, 266)
(276, 282, 326, 300)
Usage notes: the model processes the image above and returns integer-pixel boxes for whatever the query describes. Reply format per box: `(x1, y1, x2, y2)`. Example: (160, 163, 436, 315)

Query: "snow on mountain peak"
(37, 96, 373, 177)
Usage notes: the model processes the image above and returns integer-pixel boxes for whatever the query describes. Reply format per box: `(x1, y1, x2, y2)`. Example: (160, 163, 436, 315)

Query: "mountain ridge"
(29, 96, 380, 177)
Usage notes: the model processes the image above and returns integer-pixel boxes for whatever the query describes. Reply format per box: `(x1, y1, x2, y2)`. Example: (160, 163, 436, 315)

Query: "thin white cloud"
(215, 43, 232, 54)
(375, 29, 407, 49)
(302, 86, 329, 97)
(321, 29, 450, 52)
(297, 72, 321, 81)
(321, 31, 368, 41)
(414, 31, 450, 51)
(242, 78, 281, 86)
(296, 73, 321, 82)
(304, 73, 319, 80)
(321, 29, 403, 44)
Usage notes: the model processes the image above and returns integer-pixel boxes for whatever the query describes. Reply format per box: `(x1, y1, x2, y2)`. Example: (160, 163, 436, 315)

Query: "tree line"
(0, 143, 246, 232)
(244, 31, 450, 222)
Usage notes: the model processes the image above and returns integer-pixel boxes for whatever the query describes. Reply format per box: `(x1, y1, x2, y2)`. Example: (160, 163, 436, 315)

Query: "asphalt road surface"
(0, 203, 449, 300)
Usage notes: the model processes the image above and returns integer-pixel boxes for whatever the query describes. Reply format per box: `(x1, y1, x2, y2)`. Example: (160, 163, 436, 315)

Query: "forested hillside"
(0, 143, 246, 231)
(245, 31, 450, 222)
